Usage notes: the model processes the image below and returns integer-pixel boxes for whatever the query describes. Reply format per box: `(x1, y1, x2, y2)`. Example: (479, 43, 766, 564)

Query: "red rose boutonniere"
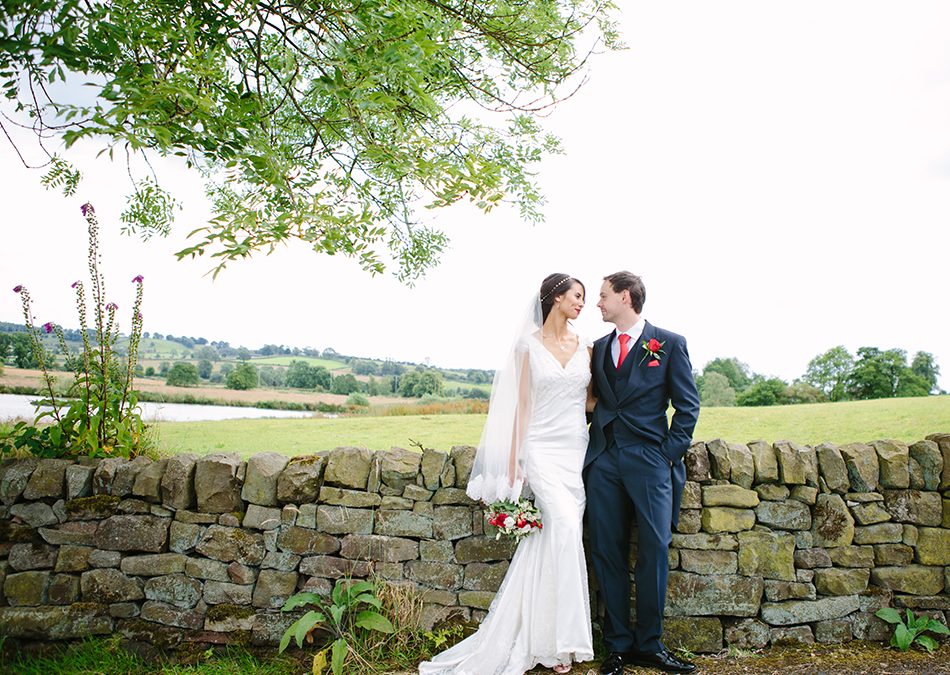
(639, 337, 665, 367)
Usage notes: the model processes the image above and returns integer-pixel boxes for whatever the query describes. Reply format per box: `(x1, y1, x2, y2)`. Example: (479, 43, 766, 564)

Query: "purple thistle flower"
(42, 322, 55, 334)
(106, 302, 118, 311)
(13, 285, 23, 293)
(132, 275, 144, 283)
(71, 280, 80, 289)
(80, 203, 95, 217)
(136, 312, 143, 320)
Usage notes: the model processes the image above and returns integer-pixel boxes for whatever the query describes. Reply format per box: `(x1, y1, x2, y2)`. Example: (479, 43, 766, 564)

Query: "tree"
(227, 363, 258, 390)
(351, 360, 380, 376)
(197, 359, 214, 379)
(398, 369, 444, 398)
(703, 358, 752, 393)
(286, 360, 320, 389)
(258, 366, 285, 388)
(783, 380, 826, 405)
(236, 347, 253, 362)
(11, 333, 38, 368)
(3, 1, 619, 281)
(195, 345, 220, 362)
(910, 352, 941, 394)
(166, 362, 200, 387)
(699, 372, 736, 407)
(804, 346, 853, 402)
(331, 373, 362, 396)
(736, 377, 787, 407)
(847, 348, 907, 400)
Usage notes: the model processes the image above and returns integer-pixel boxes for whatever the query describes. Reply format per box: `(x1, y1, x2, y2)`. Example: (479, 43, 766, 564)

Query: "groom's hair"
(604, 271, 645, 313)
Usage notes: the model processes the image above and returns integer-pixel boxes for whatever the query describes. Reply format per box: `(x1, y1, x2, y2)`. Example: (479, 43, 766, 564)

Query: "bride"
(419, 273, 594, 675)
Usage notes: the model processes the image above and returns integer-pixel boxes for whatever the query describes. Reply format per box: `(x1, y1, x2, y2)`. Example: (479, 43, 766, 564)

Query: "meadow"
(153, 395, 950, 458)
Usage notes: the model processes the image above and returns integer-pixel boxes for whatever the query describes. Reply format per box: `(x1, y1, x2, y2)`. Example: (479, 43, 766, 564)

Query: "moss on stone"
(64, 495, 120, 517)
(206, 604, 256, 623)
(0, 520, 37, 542)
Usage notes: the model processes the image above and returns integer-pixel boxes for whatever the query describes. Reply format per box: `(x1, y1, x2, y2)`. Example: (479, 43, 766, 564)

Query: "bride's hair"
(539, 273, 585, 323)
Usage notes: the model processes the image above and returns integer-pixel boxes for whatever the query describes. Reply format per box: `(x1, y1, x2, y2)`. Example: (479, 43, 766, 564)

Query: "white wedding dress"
(419, 335, 594, 675)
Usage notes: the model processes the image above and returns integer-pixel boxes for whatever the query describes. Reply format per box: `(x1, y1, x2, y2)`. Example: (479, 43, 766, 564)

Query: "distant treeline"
(696, 347, 942, 407)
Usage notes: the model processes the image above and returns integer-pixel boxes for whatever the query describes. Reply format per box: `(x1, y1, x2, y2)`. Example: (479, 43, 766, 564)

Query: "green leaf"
(355, 610, 395, 634)
(926, 620, 950, 636)
(330, 637, 347, 675)
(894, 623, 913, 651)
(354, 592, 382, 609)
(916, 635, 939, 653)
(281, 592, 324, 611)
(293, 610, 325, 648)
(875, 608, 903, 625)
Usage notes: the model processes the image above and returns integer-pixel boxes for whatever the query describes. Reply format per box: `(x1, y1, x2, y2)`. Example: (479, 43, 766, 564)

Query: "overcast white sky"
(2, 1, 949, 390)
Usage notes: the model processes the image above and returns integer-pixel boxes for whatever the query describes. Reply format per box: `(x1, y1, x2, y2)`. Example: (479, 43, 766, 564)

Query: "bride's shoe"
(553, 663, 572, 674)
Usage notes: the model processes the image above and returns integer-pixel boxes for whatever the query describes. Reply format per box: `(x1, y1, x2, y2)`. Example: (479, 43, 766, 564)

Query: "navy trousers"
(585, 439, 673, 654)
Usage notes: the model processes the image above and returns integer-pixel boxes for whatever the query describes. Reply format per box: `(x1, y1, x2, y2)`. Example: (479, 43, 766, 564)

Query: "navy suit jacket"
(585, 321, 700, 523)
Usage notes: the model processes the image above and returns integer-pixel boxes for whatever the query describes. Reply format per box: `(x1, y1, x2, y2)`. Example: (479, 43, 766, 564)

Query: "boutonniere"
(639, 337, 665, 367)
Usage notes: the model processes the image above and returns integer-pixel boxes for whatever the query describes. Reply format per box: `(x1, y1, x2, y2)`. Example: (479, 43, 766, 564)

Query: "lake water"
(0, 394, 314, 423)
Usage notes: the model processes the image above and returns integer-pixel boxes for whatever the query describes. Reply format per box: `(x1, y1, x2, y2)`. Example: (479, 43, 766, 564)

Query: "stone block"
(755, 484, 790, 501)
(675, 509, 702, 534)
(666, 572, 763, 617)
(827, 546, 874, 568)
(120, 553, 187, 576)
(66, 464, 95, 500)
(421, 449, 448, 490)
(794, 548, 832, 569)
(194, 453, 244, 513)
(450, 446, 476, 488)
(64, 494, 120, 520)
(737, 531, 795, 581)
(277, 454, 326, 504)
(140, 600, 205, 630)
(870, 566, 944, 595)
(849, 501, 891, 525)
(679, 550, 737, 575)
(205, 603, 256, 630)
(252, 569, 299, 608)
(375, 509, 432, 538)
(88, 549, 121, 568)
(873, 440, 910, 489)
(816, 443, 850, 494)
(790, 485, 818, 505)
(702, 484, 759, 508)
(774, 441, 807, 485)
(671, 533, 739, 551)
(850, 611, 891, 641)
(462, 561, 509, 591)
(299, 555, 372, 579)
(908, 440, 943, 491)
(915, 527, 950, 565)
(748, 440, 779, 485)
(433, 506, 473, 541)
(80, 568, 144, 603)
(9, 502, 58, 528)
(94, 514, 169, 552)
(902, 523, 918, 546)
(811, 494, 854, 548)
(380, 447, 422, 491)
(883, 489, 942, 526)
(726, 443, 755, 489)
(0, 604, 112, 639)
(169, 520, 204, 553)
(185, 558, 230, 582)
(4, 570, 50, 605)
(113, 457, 152, 497)
(457, 590, 494, 610)
(340, 534, 418, 562)
(324, 447, 373, 490)
(406, 561, 463, 590)
(404, 484, 433, 501)
(724, 618, 770, 649)
(815, 618, 853, 643)
(144, 574, 202, 608)
(48, 573, 80, 605)
(161, 454, 198, 510)
(770, 625, 814, 645)
(132, 459, 167, 502)
(195, 525, 265, 565)
(431, 488, 475, 506)
(243, 504, 282, 530)
(814, 568, 870, 596)
(705, 439, 731, 480)
(760, 595, 860, 625)
(764, 580, 816, 602)
(0, 458, 38, 505)
(318, 486, 381, 507)
(241, 453, 288, 506)
(701, 507, 755, 533)
(9, 543, 57, 571)
(420, 540, 454, 563)
(684, 442, 711, 482)
(315, 505, 374, 535)
(276, 526, 339, 555)
(873, 543, 913, 566)
(23, 459, 70, 500)
(754, 500, 811, 530)
(840, 443, 879, 492)
(853, 523, 903, 544)
(454, 536, 518, 563)
(55, 545, 93, 573)
(793, 530, 813, 549)
(204, 581, 254, 605)
(663, 616, 723, 653)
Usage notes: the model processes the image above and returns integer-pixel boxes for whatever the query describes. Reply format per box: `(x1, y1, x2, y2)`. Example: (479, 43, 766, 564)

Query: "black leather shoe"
(599, 651, 627, 675)
(626, 648, 696, 673)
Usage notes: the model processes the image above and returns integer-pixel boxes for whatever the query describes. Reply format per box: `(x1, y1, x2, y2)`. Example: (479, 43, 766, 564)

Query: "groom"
(584, 271, 700, 674)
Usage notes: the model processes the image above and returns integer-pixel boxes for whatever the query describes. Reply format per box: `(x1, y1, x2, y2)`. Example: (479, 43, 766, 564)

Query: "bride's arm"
(509, 351, 532, 485)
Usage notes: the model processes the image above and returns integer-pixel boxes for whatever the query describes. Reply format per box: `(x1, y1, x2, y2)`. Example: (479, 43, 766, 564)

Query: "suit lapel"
(592, 334, 617, 407)
(616, 321, 654, 405)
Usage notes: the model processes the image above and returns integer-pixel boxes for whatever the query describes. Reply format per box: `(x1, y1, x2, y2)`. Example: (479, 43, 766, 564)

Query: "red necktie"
(617, 333, 631, 368)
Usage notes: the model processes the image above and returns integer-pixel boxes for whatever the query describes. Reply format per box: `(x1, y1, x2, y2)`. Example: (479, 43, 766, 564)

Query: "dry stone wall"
(1, 434, 948, 653)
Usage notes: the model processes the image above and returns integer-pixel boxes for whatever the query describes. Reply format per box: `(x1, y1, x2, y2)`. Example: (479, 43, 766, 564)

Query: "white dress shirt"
(610, 317, 646, 367)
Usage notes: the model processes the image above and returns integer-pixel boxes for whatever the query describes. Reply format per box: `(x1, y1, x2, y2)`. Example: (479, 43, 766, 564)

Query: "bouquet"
(486, 498, 543, 541)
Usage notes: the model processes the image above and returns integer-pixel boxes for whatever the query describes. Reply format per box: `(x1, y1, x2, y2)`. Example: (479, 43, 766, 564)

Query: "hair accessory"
(540, 276, 572, 302)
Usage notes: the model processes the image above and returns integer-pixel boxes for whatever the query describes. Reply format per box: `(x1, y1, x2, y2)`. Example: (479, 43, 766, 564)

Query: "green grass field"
(153, 395, 950, 458)
(250, 355, 347, 370)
